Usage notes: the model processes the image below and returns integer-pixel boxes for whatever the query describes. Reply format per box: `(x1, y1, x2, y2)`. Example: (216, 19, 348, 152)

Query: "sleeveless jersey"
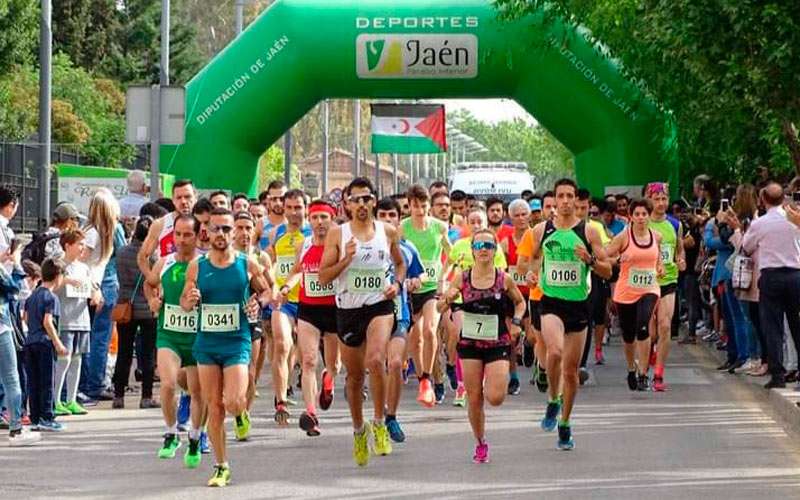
(272, 223, 312, 303)
(259, 219, 281, 250)
(401, 217, 446, 294)
(456, 269, 511, 349)
(613, 228, 660, 304)
(158, 254, 197, 335)
(499, 227, 529, 296)
(649, 217, 679, 286)
(159, 212, 176, 257)
(336, 221, 392, 310)
(298, 237, 335, 306)
(540, 220, 591, 301)
(196, 253, 250, 340)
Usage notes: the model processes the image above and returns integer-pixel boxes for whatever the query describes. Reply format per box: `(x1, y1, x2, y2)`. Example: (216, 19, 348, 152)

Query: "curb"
(694, 336, 800, 436)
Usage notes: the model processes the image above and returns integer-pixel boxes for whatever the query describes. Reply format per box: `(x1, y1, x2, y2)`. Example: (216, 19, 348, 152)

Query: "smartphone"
(793, 191, 800, 203)
(721, 199, 730, 212)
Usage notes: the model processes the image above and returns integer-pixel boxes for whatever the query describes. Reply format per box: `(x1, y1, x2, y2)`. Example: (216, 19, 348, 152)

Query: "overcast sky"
(440, 99, 537, 125)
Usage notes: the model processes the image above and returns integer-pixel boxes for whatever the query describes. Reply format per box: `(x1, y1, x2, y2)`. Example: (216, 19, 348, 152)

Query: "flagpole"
(353, 99, 361, 179)
(374, 153, 381, 198)
(392, 154, 398, 194)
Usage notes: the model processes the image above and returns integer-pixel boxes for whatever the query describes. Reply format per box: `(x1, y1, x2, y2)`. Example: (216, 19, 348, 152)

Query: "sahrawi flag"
(371, 103, 447, 154)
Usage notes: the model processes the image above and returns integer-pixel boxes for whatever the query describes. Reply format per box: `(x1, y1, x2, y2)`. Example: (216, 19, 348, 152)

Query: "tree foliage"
(495, 0, 800, 188)
(258, 145, 300, 191)
(0, 0, 38, 69)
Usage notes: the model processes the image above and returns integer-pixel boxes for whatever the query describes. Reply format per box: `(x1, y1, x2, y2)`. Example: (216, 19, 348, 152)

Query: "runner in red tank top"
(281, 200, 341, 436)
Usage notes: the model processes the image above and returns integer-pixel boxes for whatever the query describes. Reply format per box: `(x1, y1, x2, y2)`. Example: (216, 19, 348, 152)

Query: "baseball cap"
(53, 203, 79, 221)
(529, 199, 542, 211)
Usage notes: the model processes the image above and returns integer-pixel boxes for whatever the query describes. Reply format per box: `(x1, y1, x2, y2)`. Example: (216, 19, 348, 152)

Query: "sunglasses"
(207, 224, 234, 234)
(471, 241, 497, 251)
(349, 194, 375, 205)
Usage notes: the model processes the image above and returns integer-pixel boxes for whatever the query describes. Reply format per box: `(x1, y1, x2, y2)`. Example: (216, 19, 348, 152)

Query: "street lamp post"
(38, 0, 52, 227)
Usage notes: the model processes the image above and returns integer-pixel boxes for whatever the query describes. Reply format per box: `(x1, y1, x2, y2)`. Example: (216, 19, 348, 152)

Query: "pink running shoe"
(652, 377, 667, 392)
(473, 442, 490, 464)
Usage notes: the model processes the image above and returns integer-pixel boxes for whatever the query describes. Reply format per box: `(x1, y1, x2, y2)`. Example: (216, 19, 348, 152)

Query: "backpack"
(21, 231, 60, 264)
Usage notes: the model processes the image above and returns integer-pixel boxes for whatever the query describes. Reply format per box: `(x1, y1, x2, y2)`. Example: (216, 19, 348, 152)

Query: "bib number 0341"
(201, 303, 240, 332)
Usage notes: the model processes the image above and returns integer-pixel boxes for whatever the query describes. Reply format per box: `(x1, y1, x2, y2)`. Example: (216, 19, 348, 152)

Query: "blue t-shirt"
(24, 286, 60, 346)
(101, 223, 127, 287)
(608, 218, 626, 236)
(395, 240, 425, 325)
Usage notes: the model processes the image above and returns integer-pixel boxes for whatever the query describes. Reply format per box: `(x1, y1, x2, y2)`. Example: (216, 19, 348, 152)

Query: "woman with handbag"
(112, 217, 159, 409)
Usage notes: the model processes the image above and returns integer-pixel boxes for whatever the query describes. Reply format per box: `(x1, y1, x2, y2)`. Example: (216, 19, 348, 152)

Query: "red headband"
(309, 204, 336, 217)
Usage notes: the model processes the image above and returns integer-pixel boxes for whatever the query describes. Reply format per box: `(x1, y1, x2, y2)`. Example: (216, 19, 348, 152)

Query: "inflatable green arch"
(162, 0, 677, 196)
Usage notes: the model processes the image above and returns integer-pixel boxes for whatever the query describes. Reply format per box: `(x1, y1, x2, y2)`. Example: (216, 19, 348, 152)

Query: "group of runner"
(135, 175, 683, 486)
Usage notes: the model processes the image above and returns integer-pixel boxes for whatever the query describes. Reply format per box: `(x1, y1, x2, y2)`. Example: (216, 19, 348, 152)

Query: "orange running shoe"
(417, 378, 435, 408)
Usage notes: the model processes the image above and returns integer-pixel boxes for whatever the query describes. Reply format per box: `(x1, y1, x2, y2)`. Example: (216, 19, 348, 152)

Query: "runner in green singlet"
(145, 214, 204, 468)
(645, 182, 686, 392)
(525, 179, 611, 451)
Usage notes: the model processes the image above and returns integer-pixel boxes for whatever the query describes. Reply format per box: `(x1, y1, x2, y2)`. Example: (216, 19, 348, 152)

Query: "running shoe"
(177, 394, 191, 431)
(536, 366, 549, 393)
(446, 364, 458, 390)
(286, 386, 298, 406)
(36, 420, 64, 432)
(158, 433, 181, 458)
(0, 411, 9, 430)
(508, 376, 521, 395)
(371, 422, 393, 456)
(453, 386, 467, 407)
(541, 400, 561, 432)
(473, 442, 489, 464)
(594, 347, 605, 365)
(199, 431, 210, 454)
(54, 401, 71, 417)
(207, 464, 231, 487)
(578, 368, 589, 386)
(319, 369, 335, 411)
(557, 424, 575, 450)
(65, 400, 88, 415)
(627, 371, 638, 391)
(406, 358, 416, 379)
(652, 376, 667, 392)
(417, 378, 435, 408)
(386, 418, 405, 443)
(353, 424, 370, 467)
(434, 383, 446, 405)
(184, 438, 202, 469)
(299, 411, 321, 437)
(274, 402, 290, 426)
(8, 427, 41, 447)
(234, 410, 250, 441)
(637, 374, 650, 392)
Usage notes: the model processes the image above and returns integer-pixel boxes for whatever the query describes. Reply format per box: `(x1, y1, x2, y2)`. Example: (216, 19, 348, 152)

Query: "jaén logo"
(357, 34, 478, 79)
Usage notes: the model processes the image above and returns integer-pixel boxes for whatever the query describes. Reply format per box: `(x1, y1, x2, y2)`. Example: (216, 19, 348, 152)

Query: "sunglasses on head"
(208, 224, 234, 234)
(646, 182, 669, 196)
(349, 194, 375, 205)
(471, 241, 497, 251)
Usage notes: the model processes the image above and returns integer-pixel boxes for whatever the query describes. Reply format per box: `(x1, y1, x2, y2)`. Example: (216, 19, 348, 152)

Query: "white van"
(449, 162, 535, 202)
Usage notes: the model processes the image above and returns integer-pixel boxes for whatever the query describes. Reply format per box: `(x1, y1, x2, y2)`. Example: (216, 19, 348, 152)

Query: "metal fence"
(0, 142, 146, 233)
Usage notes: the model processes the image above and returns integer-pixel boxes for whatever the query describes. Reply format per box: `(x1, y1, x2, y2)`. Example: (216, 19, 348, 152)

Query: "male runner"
(180, 207, 266, 487)
(193, 199, 213, 255)
(525, 179, 611, 450)
(319, 177, 406, 467)
(209, 191, 229, 209)
(486, 197, 506, 235)
(231, 212, 273, 414)
(279, 200, 341, 436)
(144, 215, 204, 468)
(267, 189, 311, 424)
(232, 194, 249, 213)
(400, 184, 450, 407)
(376, 197, 424, 442)
(138, 179, 197, 277)
(497, 199, 532, 395)
(645, 182, 686, 391)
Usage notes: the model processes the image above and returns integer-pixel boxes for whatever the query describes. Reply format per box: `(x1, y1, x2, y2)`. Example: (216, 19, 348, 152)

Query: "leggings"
(615, 294, 659, 344)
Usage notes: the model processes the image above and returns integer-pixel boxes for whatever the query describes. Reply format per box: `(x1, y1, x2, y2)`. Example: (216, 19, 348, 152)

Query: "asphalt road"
(3, 338, 800, 499)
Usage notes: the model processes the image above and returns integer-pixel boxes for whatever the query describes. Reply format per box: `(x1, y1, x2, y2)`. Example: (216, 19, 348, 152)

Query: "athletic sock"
(455, 356, 463, 384)
(385, 414, 396, 423)
(306, 403, 316, 415)
(548, 397, 559, 405)
(166, 424, 178, 434)
(477, 437, 486, 446)
(354, 423, 366, 435)
(559, 419, 570, 427)
(189, 428, 200, 440)
(510, 371, 519, 382)
(654, 364, 664, 378)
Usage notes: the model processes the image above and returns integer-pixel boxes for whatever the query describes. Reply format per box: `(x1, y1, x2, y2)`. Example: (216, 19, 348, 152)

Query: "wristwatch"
(511, 317, 523, 327)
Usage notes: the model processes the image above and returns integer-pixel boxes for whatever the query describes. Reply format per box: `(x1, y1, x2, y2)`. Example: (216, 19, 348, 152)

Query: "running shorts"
(297, 303, 338, 335)
(336, 300, 395, 348)
(271, 301, 299, 319)
(157, 330, 197, 367)
(410, 290, 437, 317)
(59, 330, 90, 355)
(193, 334, 251, 367)
(589, 274, 610, 327)
(249, 322, 263, 342)
(530, 299, 542, 331)
(540, 295, 590, 334)
(457, 343, 511, 364)
(615, 294, 659, 343)
(660, 283, 678, 297)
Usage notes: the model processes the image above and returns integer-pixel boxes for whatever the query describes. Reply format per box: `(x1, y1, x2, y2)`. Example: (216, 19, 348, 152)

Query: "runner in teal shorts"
(181, 207, 268, 487)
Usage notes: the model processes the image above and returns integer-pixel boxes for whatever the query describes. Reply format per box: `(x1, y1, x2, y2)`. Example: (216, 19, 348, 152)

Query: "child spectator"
(23, 258, 67, 431)
(54, 230, 92, 416)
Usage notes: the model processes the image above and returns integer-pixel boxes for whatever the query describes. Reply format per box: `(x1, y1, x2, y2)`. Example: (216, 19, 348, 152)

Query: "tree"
(53, 0, 121, 73)
(258, 145, 300, 191)
(0, 0, 38, 69)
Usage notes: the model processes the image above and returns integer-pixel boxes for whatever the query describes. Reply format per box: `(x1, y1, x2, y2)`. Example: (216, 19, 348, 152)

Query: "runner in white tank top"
(335, 220, 392, 309)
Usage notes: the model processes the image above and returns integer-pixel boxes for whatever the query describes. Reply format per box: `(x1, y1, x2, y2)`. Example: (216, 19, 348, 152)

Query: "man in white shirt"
(119, 170, 148, 232)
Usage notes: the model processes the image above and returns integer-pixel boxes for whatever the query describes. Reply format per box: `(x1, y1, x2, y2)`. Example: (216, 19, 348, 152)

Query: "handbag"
(111, 274, 142, 324)
(731, 254, 754, 290)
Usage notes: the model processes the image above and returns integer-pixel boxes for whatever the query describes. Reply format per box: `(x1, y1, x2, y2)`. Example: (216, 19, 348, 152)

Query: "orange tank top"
(613, 228, 660, 304)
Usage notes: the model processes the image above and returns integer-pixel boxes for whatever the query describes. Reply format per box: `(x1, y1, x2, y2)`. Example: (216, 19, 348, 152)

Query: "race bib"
(304, 272, 335, 298)
(421, 259, 442, 283)
(66, 281, 92, 299)
(461, 312, 499, 341)
(347, 267, 385, 294)
(545, 261, 581, 287)
(508, 265, 527, 286)
(200, 303, 240, 332)
(660, 243, 674, 264)
(276, 255, 295, 280)
(628, 268, 656, 289)
(163, 304, 198, 333)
